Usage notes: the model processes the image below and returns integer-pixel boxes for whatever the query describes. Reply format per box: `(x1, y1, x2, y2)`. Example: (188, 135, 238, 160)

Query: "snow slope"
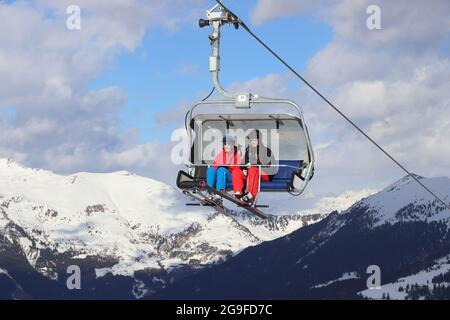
(360, 255, 450, 300)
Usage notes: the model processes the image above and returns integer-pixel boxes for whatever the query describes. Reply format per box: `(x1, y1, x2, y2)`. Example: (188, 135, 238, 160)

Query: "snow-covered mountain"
(356, 174, 450, 226)
(4, 158, 447, 300)
(153, 174, 450, 300)
(0, 158, 325, 298)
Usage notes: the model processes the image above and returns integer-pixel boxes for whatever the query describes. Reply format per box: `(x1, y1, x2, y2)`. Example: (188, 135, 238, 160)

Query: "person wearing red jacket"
(206, 134, 243, 195)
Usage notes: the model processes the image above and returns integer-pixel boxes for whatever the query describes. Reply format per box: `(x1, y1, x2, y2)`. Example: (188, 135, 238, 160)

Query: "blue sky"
(89, 2, 332, 143)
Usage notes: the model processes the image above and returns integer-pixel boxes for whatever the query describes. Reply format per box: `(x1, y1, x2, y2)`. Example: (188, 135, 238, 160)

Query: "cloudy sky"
(0, 0, 449, 212)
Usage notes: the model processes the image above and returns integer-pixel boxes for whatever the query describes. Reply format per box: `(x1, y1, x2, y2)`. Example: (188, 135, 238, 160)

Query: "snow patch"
(360, 256, 450, 300)
(0, 267, 10, 276)
(132, 279, 149, 299)
(312, 272, 359, 289)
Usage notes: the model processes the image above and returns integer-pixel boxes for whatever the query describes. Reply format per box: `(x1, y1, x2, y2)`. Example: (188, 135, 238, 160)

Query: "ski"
(183, 189, 231, 217)
(200, 183, 268, 219)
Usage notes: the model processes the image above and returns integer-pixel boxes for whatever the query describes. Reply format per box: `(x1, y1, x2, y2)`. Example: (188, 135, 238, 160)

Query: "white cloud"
(251, 0, 321, 26)
(0, 0, 206, 180)
(263, 187, 378, 215)
(329, 0, 450, 50)
(252, 0, 450, 50)
(303, 188, 379, 215)
(229, 73, 292, 97)
(244, 0, 450, 199)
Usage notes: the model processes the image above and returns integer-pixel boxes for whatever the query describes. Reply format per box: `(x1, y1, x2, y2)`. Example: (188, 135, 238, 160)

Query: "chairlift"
(176, 3, 315, 218)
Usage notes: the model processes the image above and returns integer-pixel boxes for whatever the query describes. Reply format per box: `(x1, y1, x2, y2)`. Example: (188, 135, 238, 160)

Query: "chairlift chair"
(176, 3, 315, 218)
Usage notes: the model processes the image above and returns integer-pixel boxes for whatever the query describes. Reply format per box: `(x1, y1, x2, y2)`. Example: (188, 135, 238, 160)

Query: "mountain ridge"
(151, 174, 450, 300)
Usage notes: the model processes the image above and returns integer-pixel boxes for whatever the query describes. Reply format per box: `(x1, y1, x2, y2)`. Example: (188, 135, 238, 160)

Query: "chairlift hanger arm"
(199, 2, 254, 107)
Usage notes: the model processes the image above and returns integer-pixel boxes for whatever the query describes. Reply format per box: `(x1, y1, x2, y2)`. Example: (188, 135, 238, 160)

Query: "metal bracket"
(199, 3, 253, 107)
(235, 93, 252, 108)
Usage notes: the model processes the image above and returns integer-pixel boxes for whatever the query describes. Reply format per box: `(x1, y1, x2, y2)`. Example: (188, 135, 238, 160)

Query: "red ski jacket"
(212, 147, 242, 171)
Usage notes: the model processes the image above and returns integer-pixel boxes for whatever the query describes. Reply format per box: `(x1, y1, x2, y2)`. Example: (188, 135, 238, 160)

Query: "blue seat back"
(272, 160, 302, 180)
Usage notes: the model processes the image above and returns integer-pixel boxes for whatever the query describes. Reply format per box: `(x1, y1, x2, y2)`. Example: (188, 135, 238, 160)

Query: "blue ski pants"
(207, 167, 231, 191)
